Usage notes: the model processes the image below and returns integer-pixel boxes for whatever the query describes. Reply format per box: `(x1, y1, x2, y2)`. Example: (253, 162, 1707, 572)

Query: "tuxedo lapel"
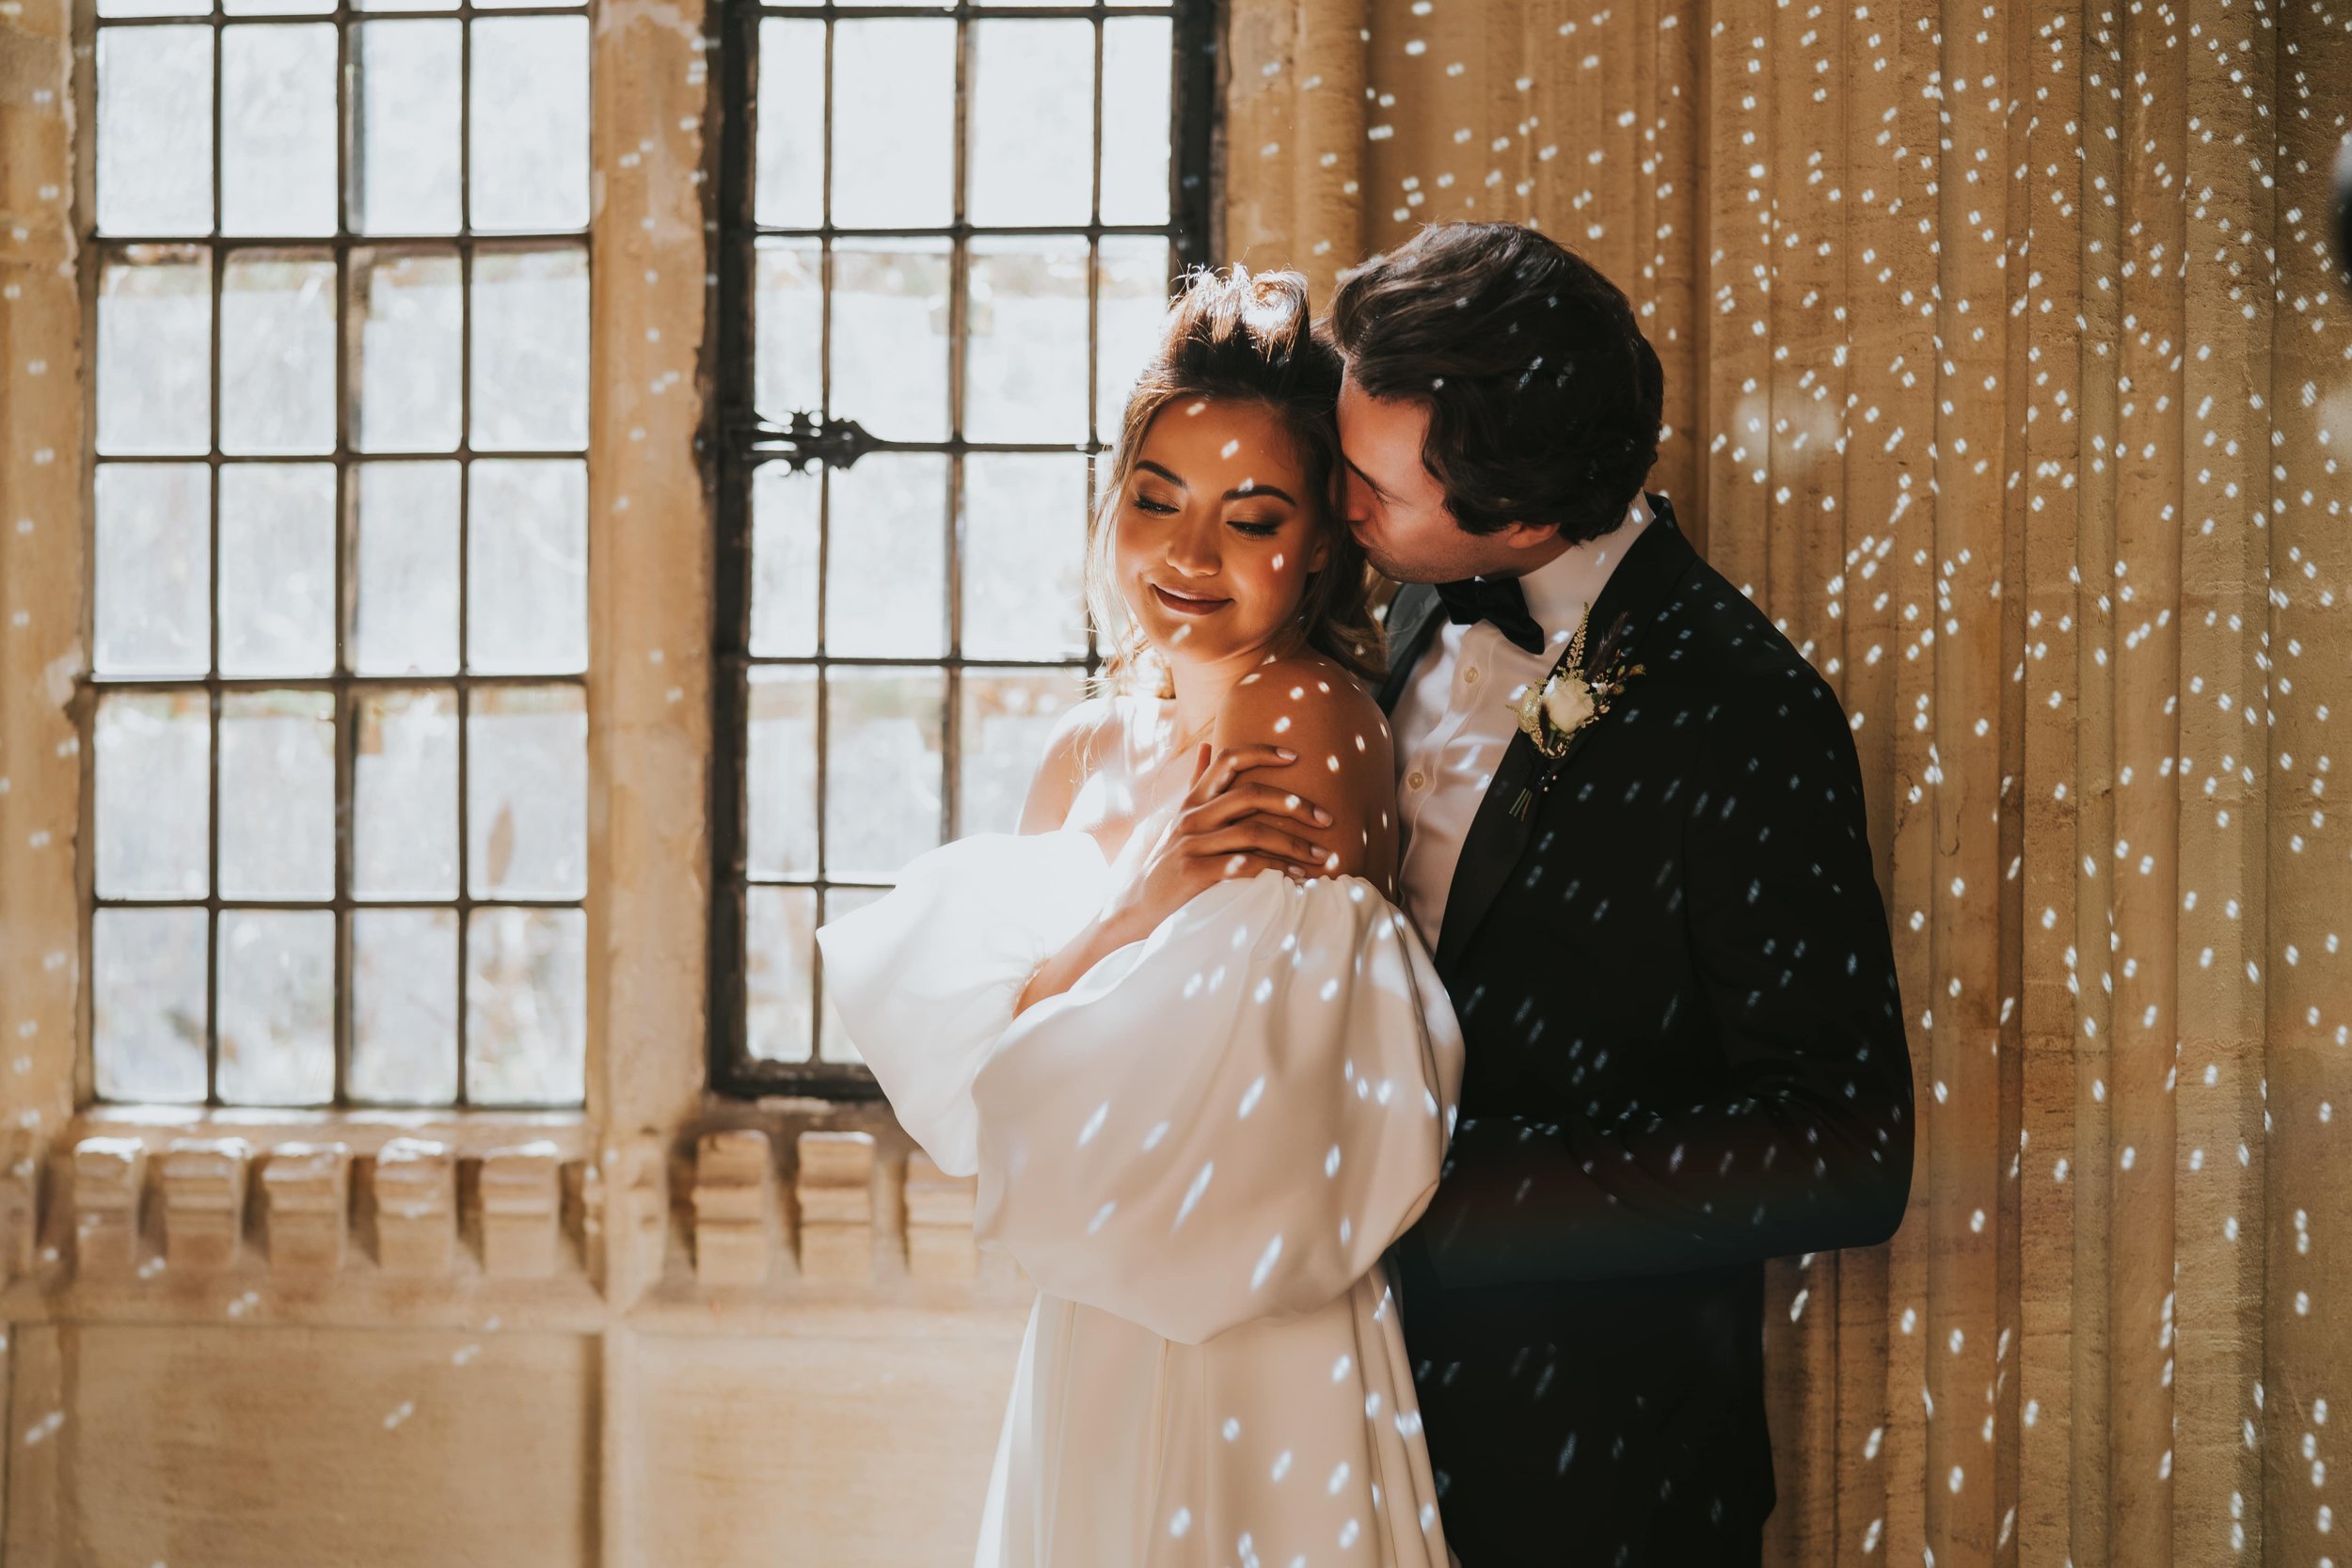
(1430, 495, 1701, 980)
(1376, 581, 1446, 714)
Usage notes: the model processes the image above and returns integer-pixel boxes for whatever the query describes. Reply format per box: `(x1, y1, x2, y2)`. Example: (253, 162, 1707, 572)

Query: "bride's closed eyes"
(1128, 490, 1287, 538)
(1129, 460, 1298, 539)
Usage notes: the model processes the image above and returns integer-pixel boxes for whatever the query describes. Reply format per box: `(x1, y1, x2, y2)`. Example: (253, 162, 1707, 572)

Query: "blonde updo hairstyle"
(1085, 265, 1386, 698)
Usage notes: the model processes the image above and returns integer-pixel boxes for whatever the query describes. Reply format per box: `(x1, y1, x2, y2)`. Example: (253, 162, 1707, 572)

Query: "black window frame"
(78, 0, 596, 1112)
(705, 0, 1221, 1100)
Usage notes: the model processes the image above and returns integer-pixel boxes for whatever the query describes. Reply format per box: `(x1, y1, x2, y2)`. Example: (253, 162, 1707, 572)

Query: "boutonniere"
(1513, 607, 1644, 760)
(1507, 608, 1641, 821)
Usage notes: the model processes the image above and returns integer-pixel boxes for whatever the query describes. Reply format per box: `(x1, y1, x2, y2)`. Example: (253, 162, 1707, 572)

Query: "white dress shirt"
(1391, 494, 1653, 946)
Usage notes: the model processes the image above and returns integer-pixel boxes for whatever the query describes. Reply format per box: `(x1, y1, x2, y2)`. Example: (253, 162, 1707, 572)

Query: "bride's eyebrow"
(1136, 460, 1295, 507)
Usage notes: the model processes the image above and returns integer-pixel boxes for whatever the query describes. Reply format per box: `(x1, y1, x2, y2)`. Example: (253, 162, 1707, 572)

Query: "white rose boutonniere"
(1513, 607, 1642, 761)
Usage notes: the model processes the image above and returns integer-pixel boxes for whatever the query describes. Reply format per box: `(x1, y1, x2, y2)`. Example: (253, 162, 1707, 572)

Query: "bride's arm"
(1012, 739, 1334, 1014)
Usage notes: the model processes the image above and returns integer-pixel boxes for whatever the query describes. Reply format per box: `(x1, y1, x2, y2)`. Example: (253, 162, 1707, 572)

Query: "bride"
(816, 266, 1463, 1567)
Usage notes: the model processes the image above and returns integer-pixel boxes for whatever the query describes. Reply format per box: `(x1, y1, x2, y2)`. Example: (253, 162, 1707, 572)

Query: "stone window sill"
(63, 1104, 598, 1163)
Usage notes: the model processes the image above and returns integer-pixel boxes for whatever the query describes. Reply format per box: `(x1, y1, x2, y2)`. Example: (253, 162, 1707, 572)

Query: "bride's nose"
(1164, 513, 1221, 577)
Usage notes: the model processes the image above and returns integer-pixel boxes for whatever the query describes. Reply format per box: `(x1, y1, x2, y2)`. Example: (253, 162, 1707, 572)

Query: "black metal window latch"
(708, 408, 902, 473)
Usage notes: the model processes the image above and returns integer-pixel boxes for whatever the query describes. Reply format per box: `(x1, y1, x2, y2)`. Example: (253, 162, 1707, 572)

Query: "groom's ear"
(1494, 518, 1564, 554)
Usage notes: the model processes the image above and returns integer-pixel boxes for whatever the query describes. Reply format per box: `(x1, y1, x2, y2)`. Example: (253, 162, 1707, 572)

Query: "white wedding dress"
(816, 828, 1464, 1568)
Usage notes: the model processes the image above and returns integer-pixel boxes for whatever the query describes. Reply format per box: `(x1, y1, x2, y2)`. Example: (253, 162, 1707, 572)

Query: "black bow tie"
(1434, 575, 1545, 654)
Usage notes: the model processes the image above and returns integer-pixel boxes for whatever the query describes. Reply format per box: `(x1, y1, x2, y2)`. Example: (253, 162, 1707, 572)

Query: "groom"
(1328, 222, 1916, 1565)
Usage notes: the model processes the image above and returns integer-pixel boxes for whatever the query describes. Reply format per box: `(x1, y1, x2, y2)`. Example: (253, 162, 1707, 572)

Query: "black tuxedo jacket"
(1379, 497, 1915, 1566)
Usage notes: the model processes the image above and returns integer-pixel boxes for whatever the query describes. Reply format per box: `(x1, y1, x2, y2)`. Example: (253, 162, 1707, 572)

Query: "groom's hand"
(1100, 743, 1336, 943)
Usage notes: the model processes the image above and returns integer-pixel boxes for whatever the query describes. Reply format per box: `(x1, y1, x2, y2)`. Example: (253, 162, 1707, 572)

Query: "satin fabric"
(817, 831, 1464, 1567)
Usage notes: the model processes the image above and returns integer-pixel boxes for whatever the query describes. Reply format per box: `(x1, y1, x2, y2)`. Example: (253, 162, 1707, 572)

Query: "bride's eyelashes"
(1127, 492, 1287, 538)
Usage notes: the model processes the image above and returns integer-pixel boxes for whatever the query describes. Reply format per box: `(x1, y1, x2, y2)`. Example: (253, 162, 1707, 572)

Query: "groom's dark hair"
(1327, 222, 1663, 545)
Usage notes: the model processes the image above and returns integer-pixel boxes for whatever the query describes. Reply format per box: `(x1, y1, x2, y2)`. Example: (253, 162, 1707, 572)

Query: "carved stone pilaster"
(793, 1131, 874, 1282)
(902, 1152, 978, 1282)
(479, 1141, 563, 1278)
(71, 1136, 147, 1277)
(692, 1129, 775, 1288)
(373, 1137, 457, 1277)
(261, 1142, 351, 1276)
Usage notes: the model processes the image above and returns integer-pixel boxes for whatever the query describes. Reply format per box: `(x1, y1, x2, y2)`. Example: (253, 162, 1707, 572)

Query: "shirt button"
(1462, 666, 1481, 685)
(1406, 770, 1426, 791)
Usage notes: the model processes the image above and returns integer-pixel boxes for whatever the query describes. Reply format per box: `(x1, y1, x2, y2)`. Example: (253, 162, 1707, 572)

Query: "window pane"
(466, 907, 585, 1105)
(1097, 237, 1175, 440)
(817, 885, 886, 1063)
(351, 908, 458, 1103)
(352, 247, 463, 451)
(217, 910, 336, 1104)
(96, 27, 212, 235)
(822, 667, 945, 880)
(92, 909, 209, 1103)
(469, 17, 589, 232)
(1100, 18, 1174, 227)
(960, 669, 1087, 839)
(353, 461, 461, 674)
(351, 21, 462, 235)
(100, 0, 207, 17)
(829, 20, 954, 229)
(745, 667, 817, 879)
(830, 241, 949, 442)
(222, 25, 338, 236)
(219, 463, 336, 676)
(825, 452, 946, 658)
(961, 453, 1090, 660)
(749, 464, 819, 658)
(218, 689, 336, 900)
(96, 249, 211, 456)
(468, 459, 587, 673)
(94, 463, 210, 676)
(964, 236, 1089, 444)
(95, 691, 211, 899)
(221, 251, 338, 455)
(469, 684, 586, 898)
(755, 238, 823, 421)
(755, 19, 824, 229)
(357, 0, 456, 14)
(745, 887, 816, 1064)
(472, 245, 589, 451)
(354, 687, 459, 898)
(967, 21, 1093, 228)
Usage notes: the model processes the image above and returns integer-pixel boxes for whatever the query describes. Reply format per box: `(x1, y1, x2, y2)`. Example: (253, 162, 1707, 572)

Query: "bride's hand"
(1098, 742, 1335, 946)
(1017, 744, 1335, 1017)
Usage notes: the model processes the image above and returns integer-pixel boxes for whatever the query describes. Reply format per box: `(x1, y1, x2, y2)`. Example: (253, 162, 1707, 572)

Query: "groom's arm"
(1406, 675, 1915, 1290)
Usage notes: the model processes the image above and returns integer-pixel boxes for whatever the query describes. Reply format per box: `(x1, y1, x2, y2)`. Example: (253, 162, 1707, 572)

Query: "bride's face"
(1114, 397, 1329, 672)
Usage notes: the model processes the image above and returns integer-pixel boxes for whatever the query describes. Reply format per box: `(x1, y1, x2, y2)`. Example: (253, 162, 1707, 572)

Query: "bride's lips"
(1151, 582, 1232, 616)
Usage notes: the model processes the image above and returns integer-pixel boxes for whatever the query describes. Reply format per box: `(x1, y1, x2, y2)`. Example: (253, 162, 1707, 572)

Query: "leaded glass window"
(86, 0, 593, 1107)
(708, 0, 1216, 1095)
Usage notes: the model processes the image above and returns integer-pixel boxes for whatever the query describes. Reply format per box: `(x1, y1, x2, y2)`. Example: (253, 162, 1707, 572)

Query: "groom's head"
(1327, 222, 1663, 584)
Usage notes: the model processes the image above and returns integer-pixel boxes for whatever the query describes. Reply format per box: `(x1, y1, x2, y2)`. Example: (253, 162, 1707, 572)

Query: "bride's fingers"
(1184, 784, 1332, 831)
(1184, 822, 1329, 871)
(1188, 744, 1299, 802)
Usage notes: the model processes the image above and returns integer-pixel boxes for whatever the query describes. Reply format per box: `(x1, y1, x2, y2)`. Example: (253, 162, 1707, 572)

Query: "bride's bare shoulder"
(1211, 654, 1395, 878)
(1216, 653, 1392, 777)
(1017, 694, 1124, 834)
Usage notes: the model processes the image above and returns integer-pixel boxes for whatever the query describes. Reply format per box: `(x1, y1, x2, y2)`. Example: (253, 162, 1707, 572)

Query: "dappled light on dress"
(818, 830, 1463, 1566)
